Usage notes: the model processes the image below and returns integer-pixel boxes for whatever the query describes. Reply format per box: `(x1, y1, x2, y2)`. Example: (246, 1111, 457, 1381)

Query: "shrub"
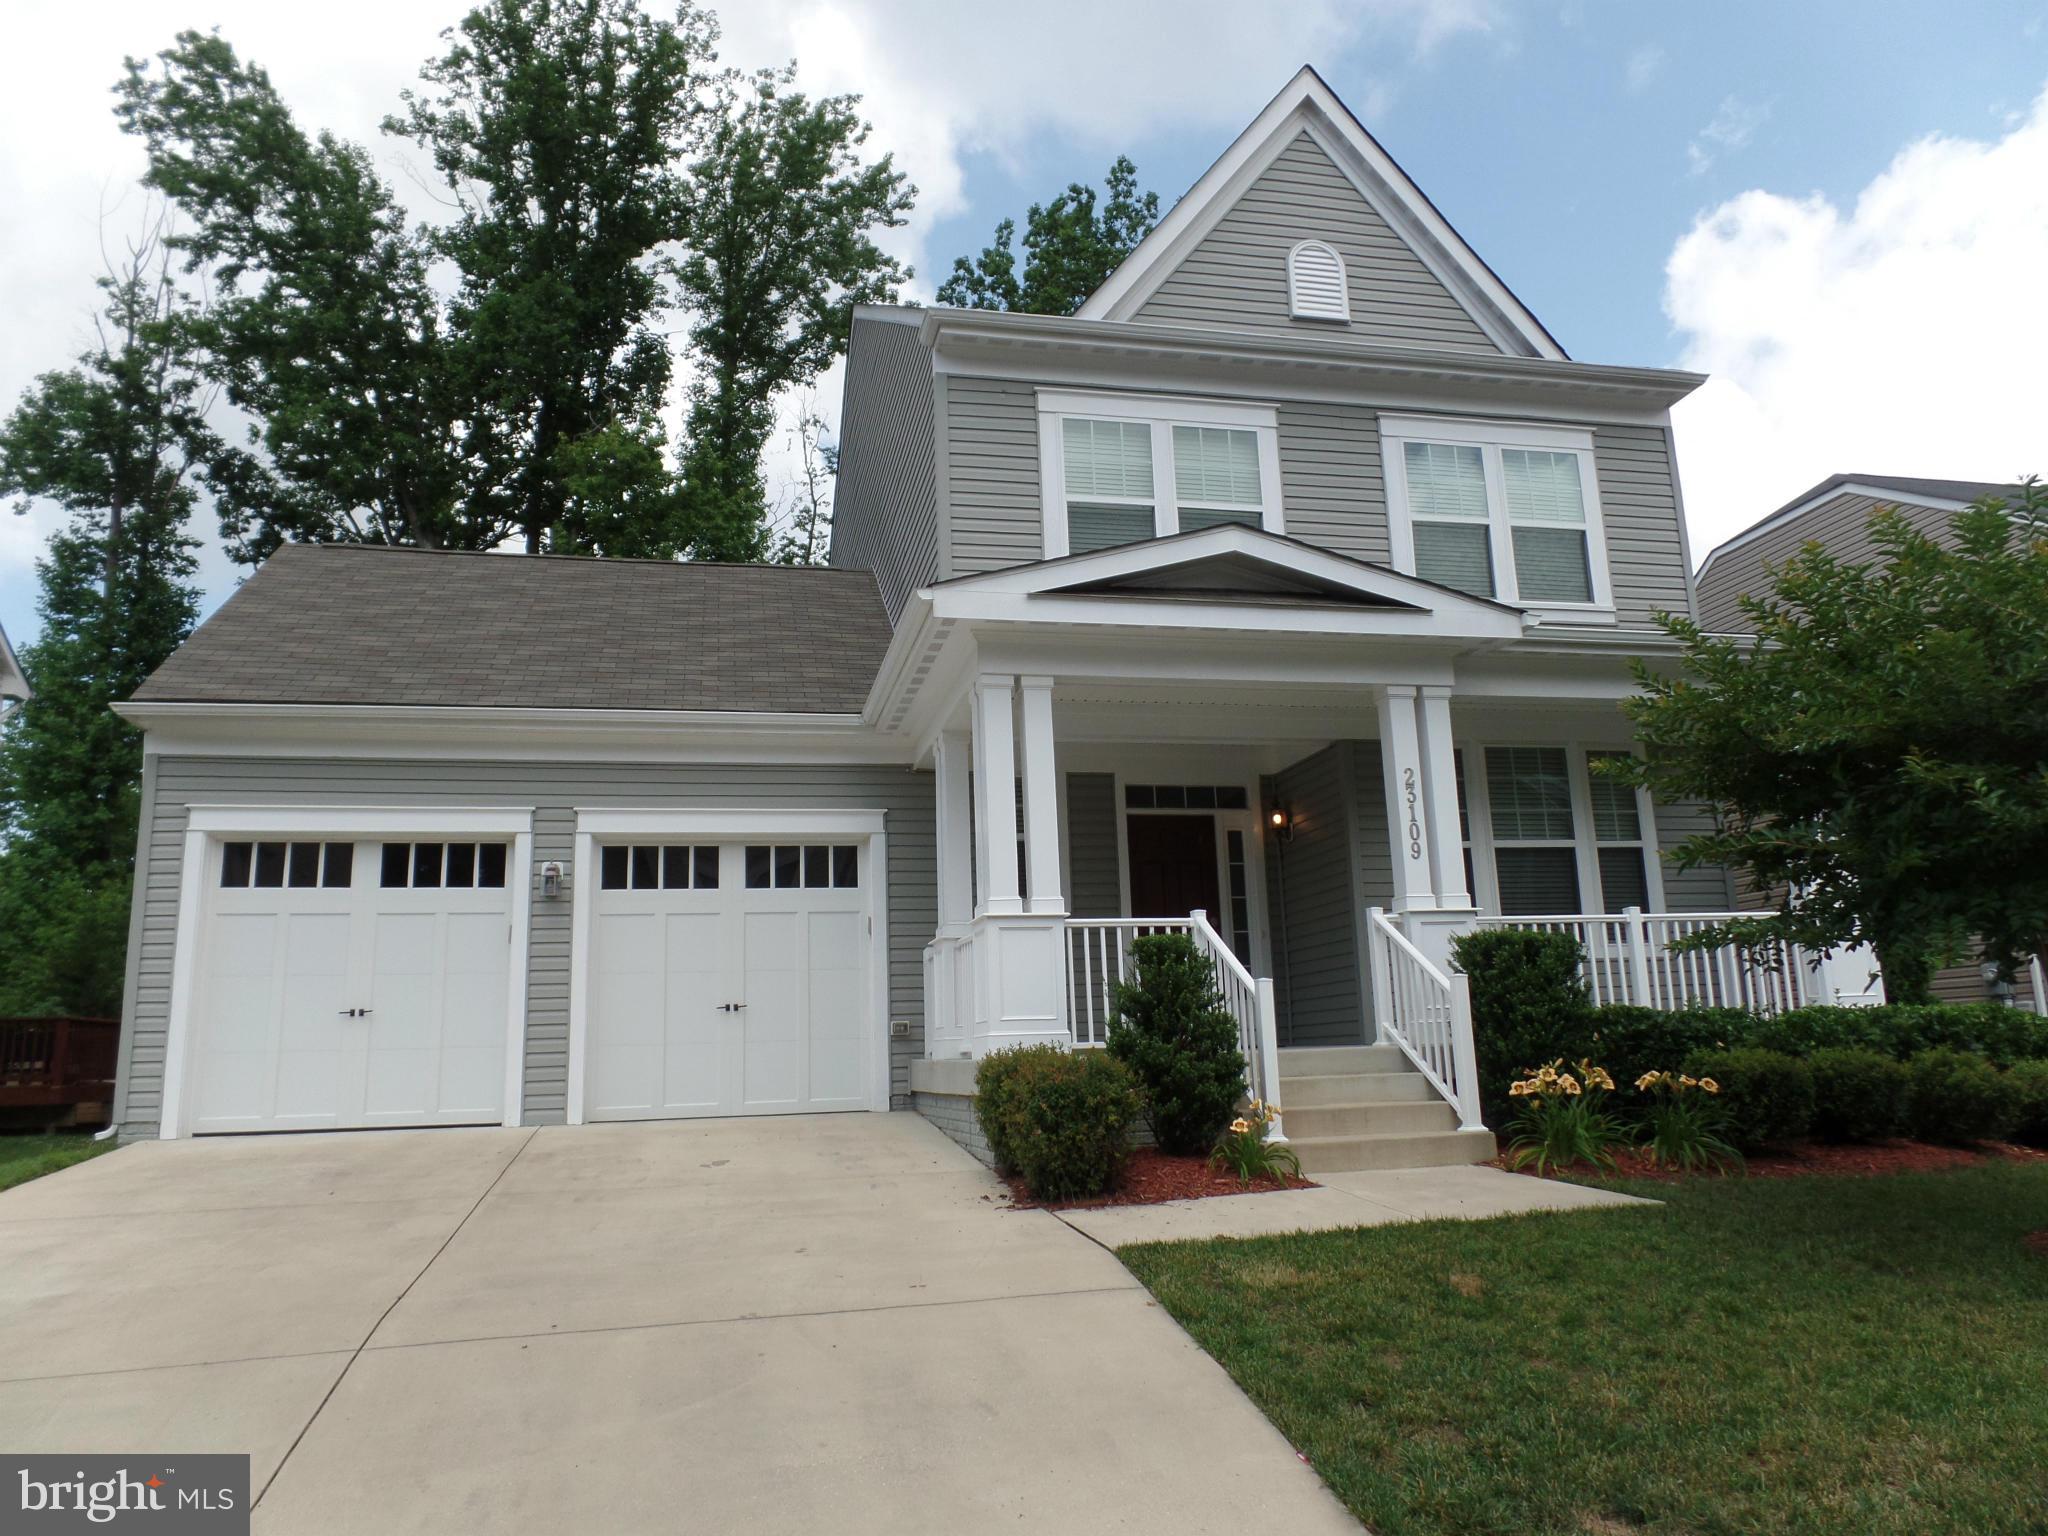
(1210, 1100, 1300, 1186)
(1107, 933, 1247, 1156)
(1903, 1049, 2021, 1146)
(1807, 1048, 1909, 1142)
(1633, 1069, 1742, 1172)
(1751, 1003, 2048, 1066)
(1585, 1005, 1753, 1105)
(2008, 1059, 2048, 1146)
(973, 1044, 1140, 1200)
(1503, 1059, 1625, 1174)
(1451, 928, 1592, 1118)
(1684, 1047, 1813, 1149)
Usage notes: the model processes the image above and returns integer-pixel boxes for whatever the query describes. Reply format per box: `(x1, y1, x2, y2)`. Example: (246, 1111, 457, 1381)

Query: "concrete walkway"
(1055, 1163, 1656, 1246)
(0, 1116, 1361, 1534)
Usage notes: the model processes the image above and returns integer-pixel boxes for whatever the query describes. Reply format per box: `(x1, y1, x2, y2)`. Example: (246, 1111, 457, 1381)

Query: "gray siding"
(1263, 746, 1365, 1046)
(829, 313, 939, 621)
(1594, 424, 1695, 627)
(945, 376, 1042, 576)
(115, 757, 935, 1138)
(1278, 402, 1386, 561)
(1695, 491, 1956, 634)
(1652, 798, 1736, 913)
(1064, 772, 1121, 918)
(1136, 133, 1501, 354)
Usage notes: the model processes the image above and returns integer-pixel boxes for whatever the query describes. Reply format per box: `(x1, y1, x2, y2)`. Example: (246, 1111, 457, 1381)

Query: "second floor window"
(1383, 414, 1613, 618)
(1038, 390, 1284, 557)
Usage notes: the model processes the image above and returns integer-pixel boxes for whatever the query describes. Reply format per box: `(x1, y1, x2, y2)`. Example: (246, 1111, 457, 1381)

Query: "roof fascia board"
(0, 625, 27, 702)
(1075, 67, 1565, 361)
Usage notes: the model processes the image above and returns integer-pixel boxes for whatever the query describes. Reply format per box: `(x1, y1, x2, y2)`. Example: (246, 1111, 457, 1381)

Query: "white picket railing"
(1062, 918, 1191, 1046)
(1364, 907, 1483, 1130)
(1475, 908, 1817, 1015)
(1060, 913, 1284, 1136)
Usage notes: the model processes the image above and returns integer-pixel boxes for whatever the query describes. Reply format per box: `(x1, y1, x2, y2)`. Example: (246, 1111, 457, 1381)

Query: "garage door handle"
(336, 1008, 375, 1018)
(717, 1003, 748, 1012)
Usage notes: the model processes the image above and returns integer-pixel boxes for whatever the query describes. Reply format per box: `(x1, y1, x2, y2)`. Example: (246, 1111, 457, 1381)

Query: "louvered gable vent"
(1287, 239, 1350, 322)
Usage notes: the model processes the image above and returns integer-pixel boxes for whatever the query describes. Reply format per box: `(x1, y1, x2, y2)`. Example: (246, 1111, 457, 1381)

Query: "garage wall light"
(541, 861, 563, 900)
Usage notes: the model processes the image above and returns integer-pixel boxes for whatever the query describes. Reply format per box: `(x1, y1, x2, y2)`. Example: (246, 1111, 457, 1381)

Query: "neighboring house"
(0, 619, 28, 714)
(106, 68, 1826, 1168)
(1697, 472, 2041, 1011)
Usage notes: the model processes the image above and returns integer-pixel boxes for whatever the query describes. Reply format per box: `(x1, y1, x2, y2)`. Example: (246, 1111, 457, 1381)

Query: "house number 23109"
(1402, 766, 1423, 860)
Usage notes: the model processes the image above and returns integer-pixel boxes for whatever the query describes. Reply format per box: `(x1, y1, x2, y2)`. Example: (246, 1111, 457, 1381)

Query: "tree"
(1620, 479, 2048, 1003)
(768, 400, 835, 566)
(671, 66, 911, 561)
(936, 155, 1159, 316)
(0, 221, 204, 1014)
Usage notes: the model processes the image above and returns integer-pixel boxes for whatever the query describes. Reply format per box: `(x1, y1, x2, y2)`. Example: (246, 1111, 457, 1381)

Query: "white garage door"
(586, 840, 872, 1120)
(190, 837, 514, 1134)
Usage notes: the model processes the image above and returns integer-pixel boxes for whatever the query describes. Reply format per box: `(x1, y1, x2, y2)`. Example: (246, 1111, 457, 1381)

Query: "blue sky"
(4, 0, 2045, 647)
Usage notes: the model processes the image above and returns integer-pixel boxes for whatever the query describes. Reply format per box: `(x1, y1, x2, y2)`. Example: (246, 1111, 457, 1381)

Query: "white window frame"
(1460, 745, 1664, 916)
(1380, 413, 1615, 622)
(1037, 389, 1286, 559)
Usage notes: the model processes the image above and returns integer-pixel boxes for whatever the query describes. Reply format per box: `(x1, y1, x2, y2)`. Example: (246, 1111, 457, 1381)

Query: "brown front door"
(1126, 815, 1222, 919)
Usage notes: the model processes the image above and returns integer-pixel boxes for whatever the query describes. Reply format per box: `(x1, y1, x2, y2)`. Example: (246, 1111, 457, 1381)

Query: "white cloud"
(1686, 95, 1768, 175)
(1623, 44, 1664, 94)
(1667, 82, 2048, 561)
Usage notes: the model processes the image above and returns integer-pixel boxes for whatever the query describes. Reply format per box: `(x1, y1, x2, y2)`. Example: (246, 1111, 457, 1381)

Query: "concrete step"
(1278, 1044, 1409, 1078)
(1280, 1071, 1441, 1108)
(1289, 1127, 1498, 1175)
(1282, 1099, 1460, 1139)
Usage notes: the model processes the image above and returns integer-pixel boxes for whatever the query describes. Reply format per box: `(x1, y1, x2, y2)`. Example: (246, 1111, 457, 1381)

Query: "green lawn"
(1122, 1165, 2048, 1536)
(0, 1132, 112, 1192)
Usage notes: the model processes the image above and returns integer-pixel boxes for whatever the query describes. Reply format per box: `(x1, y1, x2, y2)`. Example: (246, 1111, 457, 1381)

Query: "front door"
(1126, 814, 1223, 919)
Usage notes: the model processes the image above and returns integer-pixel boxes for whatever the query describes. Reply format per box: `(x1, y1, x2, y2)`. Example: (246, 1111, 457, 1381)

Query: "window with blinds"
(1502, 449, 1593, 602)
(1587, 751, 1651, 912)
(1062, 418, 1155, 553)
(1485, 746, 1580, 915)
(1404, 441, 1494, 596)
(1172, 425, 1263, 532)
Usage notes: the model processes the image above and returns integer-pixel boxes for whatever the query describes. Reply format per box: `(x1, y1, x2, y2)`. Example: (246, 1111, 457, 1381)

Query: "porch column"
(1417, 685, 1471, 910)
(1017, 675, 1066, 915)
(970, 674, 1022, 916)
(1376, 685, 1435, 912)
(934, 730, 973, 930)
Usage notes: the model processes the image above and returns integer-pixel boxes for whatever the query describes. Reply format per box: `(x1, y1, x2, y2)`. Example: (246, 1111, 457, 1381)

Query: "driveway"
(0, 1116, 1359, 1533)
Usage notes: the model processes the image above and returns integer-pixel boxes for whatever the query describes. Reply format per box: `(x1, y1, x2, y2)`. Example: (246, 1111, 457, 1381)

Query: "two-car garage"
(165, 807, 889, 1137)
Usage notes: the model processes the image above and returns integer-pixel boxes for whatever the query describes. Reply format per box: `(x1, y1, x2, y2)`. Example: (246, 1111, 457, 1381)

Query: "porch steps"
(1278, 1045, 1496, 1174)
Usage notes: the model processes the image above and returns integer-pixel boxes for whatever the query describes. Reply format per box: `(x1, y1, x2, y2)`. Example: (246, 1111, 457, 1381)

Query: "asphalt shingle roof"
(134, 544, 892, 714)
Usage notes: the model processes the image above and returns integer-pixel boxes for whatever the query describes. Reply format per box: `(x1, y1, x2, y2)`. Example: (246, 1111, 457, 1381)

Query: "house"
(1697, 472, 2042, 1011)
(0, 618, 28, 712)
(105, 67, 1841, 1170)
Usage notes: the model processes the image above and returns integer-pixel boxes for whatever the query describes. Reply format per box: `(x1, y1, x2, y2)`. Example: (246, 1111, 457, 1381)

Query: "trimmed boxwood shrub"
(973, 1044, 1141, 1200)
(1583, 1005, 1752, 1106)
(1903, 1049, 2022, 1146)
(1108, 932, 1247, 1156)
(1807, 1047, 1909, 1142)
(1750, 1003, 2048, 1066)
(2008, 1059, 2048, 1146)
(1684, 1047, 1814, 1149)
(1451, 928, 1592, 1119)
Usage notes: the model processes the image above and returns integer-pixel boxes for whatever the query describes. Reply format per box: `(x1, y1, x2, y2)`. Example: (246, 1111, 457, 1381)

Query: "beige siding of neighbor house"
(1694, 490, 1960, 634)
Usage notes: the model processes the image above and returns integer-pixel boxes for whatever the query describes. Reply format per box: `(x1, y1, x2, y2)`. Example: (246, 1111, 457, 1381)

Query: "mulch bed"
(1501, 1138, 2048, 1184)
(995, 1146, 1316, 1211)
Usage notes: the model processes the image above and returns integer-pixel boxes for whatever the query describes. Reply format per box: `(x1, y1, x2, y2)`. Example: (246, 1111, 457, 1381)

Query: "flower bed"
(998, 1147, 1315, 1211)
(1501, 1138, 2048, 1183)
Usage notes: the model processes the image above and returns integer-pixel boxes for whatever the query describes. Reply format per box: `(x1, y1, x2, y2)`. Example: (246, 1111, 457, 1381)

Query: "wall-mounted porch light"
(541, 861, 563, 900)
(1267, 804, 1293, 842)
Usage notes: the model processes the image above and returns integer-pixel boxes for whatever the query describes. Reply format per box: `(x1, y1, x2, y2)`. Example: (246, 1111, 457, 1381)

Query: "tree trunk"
(1872, 939, 1935, 1006)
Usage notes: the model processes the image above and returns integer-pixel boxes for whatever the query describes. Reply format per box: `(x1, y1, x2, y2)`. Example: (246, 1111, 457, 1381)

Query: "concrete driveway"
(0, 1116, 1360, 1533)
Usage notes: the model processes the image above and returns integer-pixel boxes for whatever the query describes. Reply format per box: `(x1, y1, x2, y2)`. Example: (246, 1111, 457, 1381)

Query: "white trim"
(0, 621, 28, 704)
(1381, 413, 1615, 623)
(158, 804, 537, 1139)
(1287, 238, 1350, 322)
(1074, 67, 1565, 361)
(1036, 388, 1285, 559)
(564, 807, 894, 1126)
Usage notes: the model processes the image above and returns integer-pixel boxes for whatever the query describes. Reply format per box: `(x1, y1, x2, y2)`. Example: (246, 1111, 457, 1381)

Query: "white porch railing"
(1063, 918, 1191, 1046)
(1061, 913, 1284, 1136)
(1364, 907, 1484, 1130)
(1474, 908, 1817, 1015)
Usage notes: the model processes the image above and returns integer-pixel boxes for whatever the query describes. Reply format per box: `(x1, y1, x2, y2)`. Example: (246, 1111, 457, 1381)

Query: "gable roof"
(1698, 472, 2020, 581)
(132, 544, 893, 715)
(0, 620, 27, 704)
(1076, 66, 1566, 361)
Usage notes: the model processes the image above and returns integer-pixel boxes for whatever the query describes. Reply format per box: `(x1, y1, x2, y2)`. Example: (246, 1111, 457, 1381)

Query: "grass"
(0, 1131, 112, 1192)
(1121, 1165, 2048, 1536)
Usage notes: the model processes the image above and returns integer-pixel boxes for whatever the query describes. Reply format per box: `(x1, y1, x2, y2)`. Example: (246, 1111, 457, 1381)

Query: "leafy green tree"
(936, 155, 1159, 316)
(0, 224, 203, 1014)
(1621, 479, 2048, 1003)
(671, 67, 911, 561)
